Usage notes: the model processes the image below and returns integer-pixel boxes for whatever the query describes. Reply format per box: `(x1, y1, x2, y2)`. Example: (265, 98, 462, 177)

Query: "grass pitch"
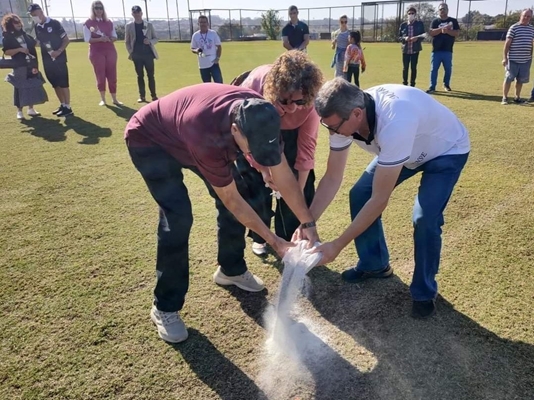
(1, 40, 533, 399)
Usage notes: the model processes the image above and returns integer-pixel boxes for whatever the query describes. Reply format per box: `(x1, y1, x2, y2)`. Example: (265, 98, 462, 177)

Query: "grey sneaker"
(150, 305, 188, 343)
(501, 97, 508, 105)
(213, 266, 265, 292)
(252, 242, 268, 257)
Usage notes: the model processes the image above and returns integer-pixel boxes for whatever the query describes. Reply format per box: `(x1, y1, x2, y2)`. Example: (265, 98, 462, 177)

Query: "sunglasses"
(408, 12, 415, 15)
(94, 6, 104, 10)
(320, 117, 347, 134)
(438, 8, 447, 11)
(279, 98, 306, 106)
(340, 20, 348, 24)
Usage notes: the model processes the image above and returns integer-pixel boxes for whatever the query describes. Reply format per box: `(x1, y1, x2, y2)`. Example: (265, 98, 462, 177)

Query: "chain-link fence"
(3, 0, 532, 42)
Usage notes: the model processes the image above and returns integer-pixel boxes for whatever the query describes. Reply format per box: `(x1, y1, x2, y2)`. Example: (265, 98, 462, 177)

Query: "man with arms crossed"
(125, 83, 319, 343)
(501, 9, 534, 105)
(28, 3, 72, 117)
(303, 78, 470, 319)
(282, 5, 310, 52)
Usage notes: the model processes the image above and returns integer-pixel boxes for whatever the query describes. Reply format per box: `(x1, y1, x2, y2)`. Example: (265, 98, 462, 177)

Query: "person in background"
(190, 15, 223, 83)
(427, 2, 460, 93)
(125, 5, 158, 103)
(343, 31, 366, 87)
(282, 5, 309, 52)
(235, 50, 324, 256)
(28, 3, 72, 117)
(308, 78, 470, 319)
(2, 13, 47, 119)
(331, 15, 350, 78)
(501, 9, 534, 105)
(124, 83, 320, 343)
(83, 1, 121, 106)
(398, 7, 425, 87)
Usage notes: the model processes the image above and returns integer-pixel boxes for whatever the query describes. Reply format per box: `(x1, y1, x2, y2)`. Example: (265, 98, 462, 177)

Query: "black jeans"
(236, 128, 316, 242)
(345, 64, 360, 87)
(128, 145, 261, 312)
(402, 52, 420, 86)
(132, 53, 156, 98)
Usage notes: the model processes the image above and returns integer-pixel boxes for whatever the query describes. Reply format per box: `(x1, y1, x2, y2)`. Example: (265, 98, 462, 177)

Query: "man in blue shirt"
(282, 6, 309, 52)
(427, 3, 460, 93)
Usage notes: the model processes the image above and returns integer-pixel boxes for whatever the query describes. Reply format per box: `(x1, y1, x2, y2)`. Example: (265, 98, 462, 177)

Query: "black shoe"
(57, 106, 73, 117)
(410, 83, 415, 87)
(402, 82, 408, 86)
(151, 96, 158, 101)
(341, 264, 393, 283)
(412, 300, 436, 319)
(52, 105, 62, 115)
(444, 85, 452, 92)
(513, 97, 526, 104)
(426, 88, 435, 94)
(137, 97, 146, 103)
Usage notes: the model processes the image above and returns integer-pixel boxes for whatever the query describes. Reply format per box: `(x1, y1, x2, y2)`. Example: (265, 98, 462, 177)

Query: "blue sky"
(41, 0, 533, 21)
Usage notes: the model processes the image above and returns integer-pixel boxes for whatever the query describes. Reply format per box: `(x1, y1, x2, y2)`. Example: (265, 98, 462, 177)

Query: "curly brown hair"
(1, 13, 22, 33)
(263, 50, 324, 107)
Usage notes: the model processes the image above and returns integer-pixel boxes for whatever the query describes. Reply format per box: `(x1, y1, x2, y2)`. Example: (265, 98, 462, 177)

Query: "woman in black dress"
(2, 13, 48, 120)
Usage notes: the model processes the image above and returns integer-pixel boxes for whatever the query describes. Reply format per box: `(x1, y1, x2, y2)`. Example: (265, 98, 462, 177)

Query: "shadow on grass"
(105, 104, 137, 121)
(220, 285, 269, 327)
(432, 90, 506, 103)
(305, 266, 534, 399)
(20, 115, 112, 144)
(169, 328, 267, 400)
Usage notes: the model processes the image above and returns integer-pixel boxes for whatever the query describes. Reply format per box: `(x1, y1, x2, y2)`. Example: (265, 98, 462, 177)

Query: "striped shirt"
(507, 23, 534, 63)
(332, 29, 350, 49)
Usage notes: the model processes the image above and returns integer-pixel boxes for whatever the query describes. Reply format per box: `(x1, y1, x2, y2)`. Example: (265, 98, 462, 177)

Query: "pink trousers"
(89, 46, 117, 93)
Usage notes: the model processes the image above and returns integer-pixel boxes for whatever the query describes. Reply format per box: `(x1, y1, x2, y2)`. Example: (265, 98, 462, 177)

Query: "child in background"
(343, 31, 366, 87)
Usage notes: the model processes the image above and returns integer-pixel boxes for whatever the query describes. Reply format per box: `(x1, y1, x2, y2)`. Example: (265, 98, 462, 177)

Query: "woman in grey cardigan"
(2, 13, 48, 120)
(398, 7, 426, 87)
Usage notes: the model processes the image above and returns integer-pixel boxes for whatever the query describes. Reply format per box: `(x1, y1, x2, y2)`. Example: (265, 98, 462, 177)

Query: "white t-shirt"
(329, 84, 470, 169)
(190, 29, 221, 69)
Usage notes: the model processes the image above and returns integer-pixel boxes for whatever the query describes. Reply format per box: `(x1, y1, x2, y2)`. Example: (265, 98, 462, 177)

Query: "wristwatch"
(300, 221, 316, 229)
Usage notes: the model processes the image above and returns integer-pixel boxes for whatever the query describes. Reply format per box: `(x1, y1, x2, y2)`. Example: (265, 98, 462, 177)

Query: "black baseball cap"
(27, 4, 42, 13)
(235, 99, 282, 167)
(132, 6, 142, 13)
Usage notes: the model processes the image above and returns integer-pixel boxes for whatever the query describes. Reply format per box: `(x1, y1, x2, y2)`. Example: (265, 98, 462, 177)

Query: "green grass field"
(1, 40, 533, 400)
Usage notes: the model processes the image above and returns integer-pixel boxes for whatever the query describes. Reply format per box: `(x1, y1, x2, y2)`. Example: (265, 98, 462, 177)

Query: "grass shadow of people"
(64, 115, 112, 145)
(19, 117, 68, 142)
(306, 265, 534, 399)
(105, 104, 138, 122)
(219, 285, 270, 327)
(168, 328, 267, 400)
(432, 90, 510, 103)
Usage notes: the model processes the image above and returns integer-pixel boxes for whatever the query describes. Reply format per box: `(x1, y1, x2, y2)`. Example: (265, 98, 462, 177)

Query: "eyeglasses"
(407, 12, 415, 15)
(320, 117, 347, 134)
(94, 6, 104, 10)
(279, 98, 306, 106)
(438, 8, 447, 11)
(340, 20, 348, 24)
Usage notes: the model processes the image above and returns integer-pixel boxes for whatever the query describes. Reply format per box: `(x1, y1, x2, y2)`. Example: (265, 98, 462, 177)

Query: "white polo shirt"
(329, 84, 470, 169)
(190, 29, 221, 69)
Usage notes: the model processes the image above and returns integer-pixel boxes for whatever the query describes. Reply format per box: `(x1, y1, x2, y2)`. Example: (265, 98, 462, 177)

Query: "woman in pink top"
(83, 1, 121, 106)
(235, 50, 324, 255)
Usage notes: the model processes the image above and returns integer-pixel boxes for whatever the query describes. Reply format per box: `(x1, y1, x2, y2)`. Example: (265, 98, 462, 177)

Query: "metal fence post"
(176, 0, 182, 40)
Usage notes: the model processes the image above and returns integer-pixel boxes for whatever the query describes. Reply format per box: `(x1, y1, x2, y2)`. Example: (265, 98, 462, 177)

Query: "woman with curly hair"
(2, 13, 48, 120)
(235, 50, 324, 256)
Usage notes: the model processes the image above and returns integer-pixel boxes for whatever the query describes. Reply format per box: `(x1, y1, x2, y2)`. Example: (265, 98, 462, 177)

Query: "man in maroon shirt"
(125, 83, 319, 343)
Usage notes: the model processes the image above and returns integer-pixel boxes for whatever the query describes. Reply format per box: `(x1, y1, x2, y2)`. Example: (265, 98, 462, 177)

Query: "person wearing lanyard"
(398, 7, 425, 87)
(190, 15, 223, 83)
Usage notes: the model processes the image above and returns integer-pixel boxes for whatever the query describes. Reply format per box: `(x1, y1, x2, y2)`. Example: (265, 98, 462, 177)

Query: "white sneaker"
(98, 100, 106, 106)
(16, 111, 23, 120)
(252, 242, 268, 256)
(150, 305, 188, 343)
(27, 108, 40, 116)
(213, 266, 265, 292)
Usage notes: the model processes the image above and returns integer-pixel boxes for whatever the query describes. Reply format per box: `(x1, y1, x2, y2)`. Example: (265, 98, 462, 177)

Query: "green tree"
(217, 23, 243, 41)
(406, 2, 437, 30)
(494, 10, 522, 30)
(261, 9, 282, 40)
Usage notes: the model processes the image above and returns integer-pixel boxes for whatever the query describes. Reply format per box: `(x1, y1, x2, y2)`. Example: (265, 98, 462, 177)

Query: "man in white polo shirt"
(190, 15, 223, 83)
(305, 78, 470, 319)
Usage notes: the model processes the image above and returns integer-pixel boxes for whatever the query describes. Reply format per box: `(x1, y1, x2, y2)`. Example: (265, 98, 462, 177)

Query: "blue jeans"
(349, 153, 469, 301)
(128, 145, 262, 312)
(429, 51, 453, 89)
(200, 63, 223, 83)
